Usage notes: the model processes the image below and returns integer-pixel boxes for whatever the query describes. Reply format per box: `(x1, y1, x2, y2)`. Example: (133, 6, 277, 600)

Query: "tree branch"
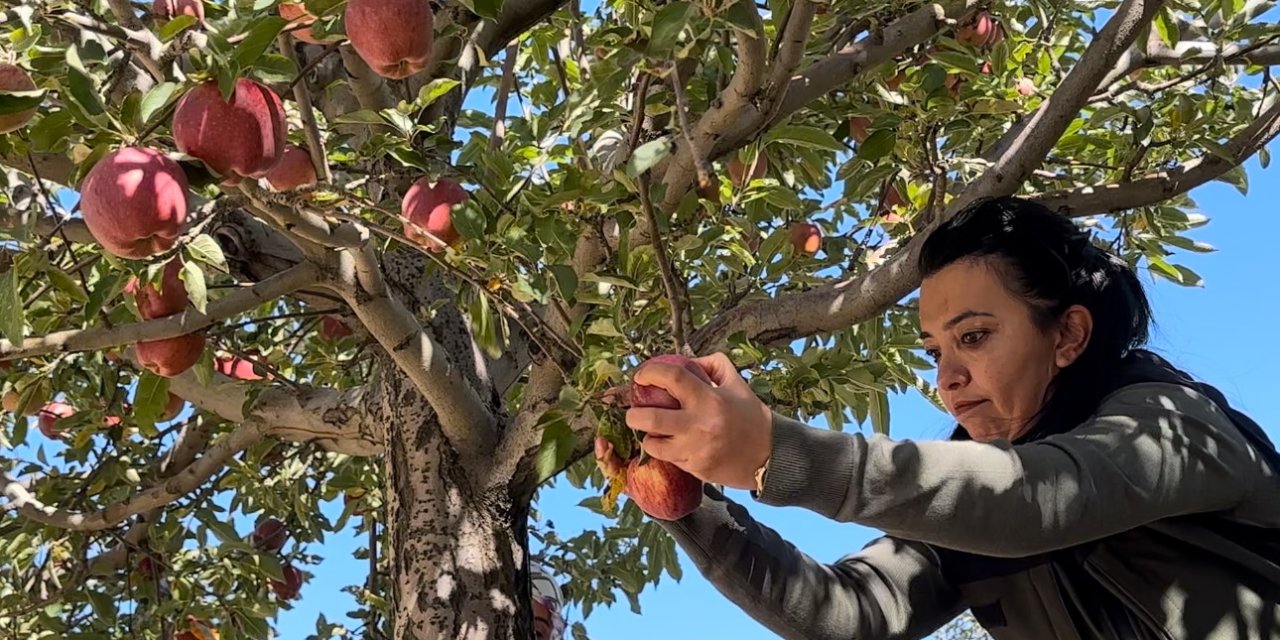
(278, 35, 332, 183)
(3, 422, 263, 532)
(0, 262, 320, 361)
(234, 182, 368, 250)
(690, 0, 1167, 355)
(1035, 95, 1280, 217)
(773, 1, 980, 125)
(328, 246, 498, 461)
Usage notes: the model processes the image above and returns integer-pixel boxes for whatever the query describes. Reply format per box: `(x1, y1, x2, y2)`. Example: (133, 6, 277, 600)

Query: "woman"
(620, 196, 1280, 639)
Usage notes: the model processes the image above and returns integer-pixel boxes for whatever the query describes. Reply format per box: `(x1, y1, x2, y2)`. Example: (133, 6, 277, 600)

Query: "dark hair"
(918, 196, 1154, 434)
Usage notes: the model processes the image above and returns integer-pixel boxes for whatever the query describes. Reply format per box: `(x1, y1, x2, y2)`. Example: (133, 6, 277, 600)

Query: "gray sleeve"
(661, 485, 963, 640)
(756, 382, 1273, 557)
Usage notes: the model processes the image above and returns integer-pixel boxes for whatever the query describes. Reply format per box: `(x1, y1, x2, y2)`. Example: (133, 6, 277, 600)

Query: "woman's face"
(918, 258, 1085, 442)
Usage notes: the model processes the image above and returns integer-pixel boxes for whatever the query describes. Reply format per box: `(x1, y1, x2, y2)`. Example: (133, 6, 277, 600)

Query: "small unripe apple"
(1015, 77, 1036, 96)
(956, 11, 1004, 48)
(215, 355, 269, 381)
(849, 116, 872, 144)
(152, 0, 204, 23)
(278, 2, 342, 44)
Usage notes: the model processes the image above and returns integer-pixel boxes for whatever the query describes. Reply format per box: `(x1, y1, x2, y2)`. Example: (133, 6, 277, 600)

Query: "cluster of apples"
(251, 518, 305, 600)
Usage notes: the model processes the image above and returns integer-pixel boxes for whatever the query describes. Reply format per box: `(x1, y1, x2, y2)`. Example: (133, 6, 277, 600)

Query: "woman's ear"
(1055, 304, 1093, 368)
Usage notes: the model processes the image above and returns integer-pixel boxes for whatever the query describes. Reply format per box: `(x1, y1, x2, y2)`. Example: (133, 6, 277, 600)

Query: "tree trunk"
(382, 388, 533, 639)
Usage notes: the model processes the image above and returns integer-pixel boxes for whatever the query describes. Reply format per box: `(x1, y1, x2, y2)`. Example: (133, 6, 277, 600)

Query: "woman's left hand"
(624, 353, 774, 490)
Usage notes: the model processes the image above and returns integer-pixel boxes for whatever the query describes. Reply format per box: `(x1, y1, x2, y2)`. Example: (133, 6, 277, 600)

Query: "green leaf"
(389, 146, 432, 171)
(856, 129, 896, 162)
(534, 417, 575, 483)
(253, 53, 299, 84)
(463, 0, 503, 20)
(185, 234, 229, 272)
(0, 88, 43, 115)
(416, 78, 461, 108)
(304, 0, 345, 17)
(1154, 8, 1180, 47)
(766, 124, 845, 153)
(140, 82, 180, 125)
(65, 46, 105, 117)
(451, 199, 487, 241)
(133, 372, 169, 437)
(258, 554, 286, 581)
(0, 269, 23, 346)
(586, 317, 625, 337)
(157, 14, 199, 41)
(47, 267, 88, 303)
(198, 511, 243, 546)
(625, 137, 673, 177)
(180, 261, 209, 314)
(549, 264, 578, 303)
(647, 2, 695, 57)
(28, 110, 73, 151)
(232, 16, 289, 68)
(193, 349, 215, 387)
(869, 389, 890, 435)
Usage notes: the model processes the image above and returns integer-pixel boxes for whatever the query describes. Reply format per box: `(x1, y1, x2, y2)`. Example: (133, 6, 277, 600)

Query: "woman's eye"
(924, 348, 941, 362)
(961, 330, 989, 345)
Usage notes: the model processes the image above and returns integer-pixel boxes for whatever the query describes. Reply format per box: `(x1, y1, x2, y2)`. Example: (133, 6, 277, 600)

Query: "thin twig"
(286, 43, 341, 92)
(490, 43, 519, 151)
(277, 34, 332, 182)
(668, 62, 713, 192)
(637, 173, 690, 351)
(627, 73, 653, 155)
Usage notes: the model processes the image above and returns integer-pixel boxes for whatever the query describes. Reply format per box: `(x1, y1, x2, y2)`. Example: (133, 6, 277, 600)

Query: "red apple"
(1015, 77, 1036, 96)
(789, 222, 822, 255)
(956, 11, 1004, 48)
(152, 0, 204, 23)
(160, 392, 185, 422)
(37, 402, 75, 439)
(79, 147, 190, 260)
(849, 116, 871, 143)
(630, 354, 714, 410)
(402, 177, 467, 252)
(345, 0, 434, 79)
(625, 456, 702, 521)
(252, 518, 288, 552)
(137, 555, 163, 578)
(127, 258, 189, 320)
(264, 144, 318, 192)
(0, 64, 38, 134)
(319, 316, 353, 341)
(172, 79, 287, 185)
(136, 333, 206, 378)
(726, 154, 767, 188)
(215, 355, 269, 381)
(270, 563, 303, 600)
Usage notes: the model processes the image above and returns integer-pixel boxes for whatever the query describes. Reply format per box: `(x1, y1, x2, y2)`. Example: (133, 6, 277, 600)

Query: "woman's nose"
(937, 357, 970, 391)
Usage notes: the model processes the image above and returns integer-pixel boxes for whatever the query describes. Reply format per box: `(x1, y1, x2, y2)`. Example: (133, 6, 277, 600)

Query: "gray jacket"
(660, 355, 1280, 639)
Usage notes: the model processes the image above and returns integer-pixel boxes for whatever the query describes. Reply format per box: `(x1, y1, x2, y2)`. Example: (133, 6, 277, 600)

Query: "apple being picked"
(619, 354, 711, 521)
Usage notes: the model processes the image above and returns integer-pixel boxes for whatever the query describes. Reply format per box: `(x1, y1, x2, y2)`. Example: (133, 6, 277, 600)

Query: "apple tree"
(0, 0, 1277, 638)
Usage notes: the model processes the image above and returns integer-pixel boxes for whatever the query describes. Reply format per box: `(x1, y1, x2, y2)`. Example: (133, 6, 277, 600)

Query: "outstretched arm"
(661, 485, 963, 640)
